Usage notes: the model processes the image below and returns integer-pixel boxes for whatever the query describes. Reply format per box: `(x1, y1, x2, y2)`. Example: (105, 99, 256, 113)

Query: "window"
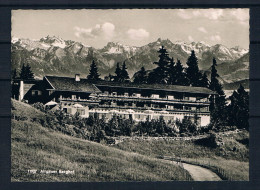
(152, 94, 159, 99)
(77, 109, 85, 115)
(112, 92, 117, 96)
(64, 108, 72, 114)
(167, 95, 174, 100)
(32, 90, 42, 96)
(124, 92, 129, 97)
(72, 95, 76, 100)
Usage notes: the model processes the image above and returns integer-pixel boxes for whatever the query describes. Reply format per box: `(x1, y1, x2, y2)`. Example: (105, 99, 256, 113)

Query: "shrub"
(32, 102, 46, 112)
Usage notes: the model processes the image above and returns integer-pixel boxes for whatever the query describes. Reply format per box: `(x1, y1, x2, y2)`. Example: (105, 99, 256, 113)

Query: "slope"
(11, 99, 190, 182)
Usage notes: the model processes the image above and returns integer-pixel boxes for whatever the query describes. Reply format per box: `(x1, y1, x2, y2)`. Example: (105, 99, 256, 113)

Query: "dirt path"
(181, 162, 221, 181)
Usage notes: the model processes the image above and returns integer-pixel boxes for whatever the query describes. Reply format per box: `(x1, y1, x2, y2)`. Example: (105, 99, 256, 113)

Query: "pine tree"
(120, 61, 130, 82)
(114, 62, 122, 82)
(199, 72, 209, 88)
(20, 63, 34, 80)
(186, 50, 203, 87)
(209, 58, 227, 129)
(209, 58, 224, 95)
(87, 60, 100, 81)
(133, 66, 147, 84)
(19, 64, 27, 80)
(175, 59, 189, 86)
(25, 64, 34, 79)
(148, 46, 171, 84)
(228, 85, 249, 130)
(167, 57, 177, 85)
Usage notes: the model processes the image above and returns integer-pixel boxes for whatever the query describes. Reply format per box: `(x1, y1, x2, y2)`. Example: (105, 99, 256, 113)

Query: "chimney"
(19, 80, 24, 101)
(75, 74, 80, 81)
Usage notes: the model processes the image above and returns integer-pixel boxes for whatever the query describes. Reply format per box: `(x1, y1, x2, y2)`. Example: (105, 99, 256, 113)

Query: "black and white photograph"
(10, 9, 249, 182)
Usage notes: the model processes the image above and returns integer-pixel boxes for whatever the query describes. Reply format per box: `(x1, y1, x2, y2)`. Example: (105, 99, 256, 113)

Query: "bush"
(32, 102, 46, 112)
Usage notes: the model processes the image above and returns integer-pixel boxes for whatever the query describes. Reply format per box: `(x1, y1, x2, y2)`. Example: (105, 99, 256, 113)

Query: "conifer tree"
(209, 58, 227, 129)
(133, 66, 147, 84)
(25, 64, 34, 79)
(167, 57, 177, 85)
(186, 50, 203, 87)
(228, 85, 249, 130)
(20, 63, 34, 80)
(114, 62, 121, 82)
(209, 58, 224, 95)
(199, 72, 209, 88)
(19, 64, 26, 80)
(175, 59, 189, 86)
(120, 61, 130, 82)
(148, 46, 171, 84)
(87, 60, 100, 81)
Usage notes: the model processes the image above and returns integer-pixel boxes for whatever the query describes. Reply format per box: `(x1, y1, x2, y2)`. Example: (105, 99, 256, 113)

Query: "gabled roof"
(44, 75, 216, 95)
(92, 80, 216, 95)
(44, 76, 101, 93)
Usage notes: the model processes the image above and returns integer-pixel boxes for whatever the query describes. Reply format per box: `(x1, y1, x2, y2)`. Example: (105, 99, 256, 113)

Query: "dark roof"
(44, 76, 101, 93)
(92, 80, 216, 95)
(44, 75, 216, 95)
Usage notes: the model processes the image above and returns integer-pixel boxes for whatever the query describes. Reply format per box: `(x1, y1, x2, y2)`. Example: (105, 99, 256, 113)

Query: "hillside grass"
(11, 99, 191, 182)
(113, 131, 249, 181)
(182, 157, 249, 181)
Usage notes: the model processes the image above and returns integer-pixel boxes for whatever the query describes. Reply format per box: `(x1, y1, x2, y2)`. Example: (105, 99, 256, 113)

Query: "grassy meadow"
(113, 131, 249, 181)
(11, 99, 191, 182)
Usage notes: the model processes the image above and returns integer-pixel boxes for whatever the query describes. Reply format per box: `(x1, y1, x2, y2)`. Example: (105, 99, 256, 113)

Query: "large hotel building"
(12, 74, 216, 126)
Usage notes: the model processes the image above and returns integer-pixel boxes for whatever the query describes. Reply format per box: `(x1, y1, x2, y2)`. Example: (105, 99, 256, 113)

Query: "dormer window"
(32, 90, 42, 96)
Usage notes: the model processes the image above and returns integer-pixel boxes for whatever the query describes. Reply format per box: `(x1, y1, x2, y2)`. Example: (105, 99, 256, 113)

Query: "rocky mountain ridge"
(11, 36, 249, 90)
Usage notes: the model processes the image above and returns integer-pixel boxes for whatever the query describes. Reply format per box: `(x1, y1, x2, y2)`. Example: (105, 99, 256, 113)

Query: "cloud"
(74, 22, 115, 39)
(203, 9, 223, 20)
(192, 10, 201, 16)
(188, 35, 194, 42)
(178, 9, 223, 20)
(229, 9, 249, 25)
(198, 27, 208, 33)
(126, 28, 149, 40)
(209, 35, 221, 41)
(177, 10, 192, 19)
(177, 9, 249, 22)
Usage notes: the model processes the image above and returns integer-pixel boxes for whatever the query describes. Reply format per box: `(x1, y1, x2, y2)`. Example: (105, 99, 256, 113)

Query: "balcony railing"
(98, 94, 210, 105)
(59, 97, 100, 103)
(98, 105, 210, 114)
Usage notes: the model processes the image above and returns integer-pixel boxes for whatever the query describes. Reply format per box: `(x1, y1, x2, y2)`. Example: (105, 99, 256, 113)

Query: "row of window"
(103, 91, 206, 101)
(63, 108, 86, 115)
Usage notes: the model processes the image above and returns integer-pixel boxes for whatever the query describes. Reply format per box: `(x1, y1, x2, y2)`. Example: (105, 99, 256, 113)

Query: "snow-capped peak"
(40, 35, 66, 48)
(11, 37, 19, 43)
(102, 41, 138, 54)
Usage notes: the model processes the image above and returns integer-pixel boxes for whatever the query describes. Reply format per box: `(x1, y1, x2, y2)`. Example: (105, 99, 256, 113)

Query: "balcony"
(59, 97, 100, 104)
(98, 104, 210, 114)
(98, 93, 210, 105)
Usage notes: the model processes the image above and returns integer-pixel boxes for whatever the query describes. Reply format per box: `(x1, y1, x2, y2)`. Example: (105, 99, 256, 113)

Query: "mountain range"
(11, 36, 249, 90)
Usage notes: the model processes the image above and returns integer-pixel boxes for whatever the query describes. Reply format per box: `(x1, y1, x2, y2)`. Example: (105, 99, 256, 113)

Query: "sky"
(12, 9, 249, 49)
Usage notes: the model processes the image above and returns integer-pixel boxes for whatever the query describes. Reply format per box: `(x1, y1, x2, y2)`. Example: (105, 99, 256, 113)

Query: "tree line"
(12, 45, 249, 132)
(87, 46, 209, 88)
(87, 46, 249, 131)
(12, 63, 34, 80)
